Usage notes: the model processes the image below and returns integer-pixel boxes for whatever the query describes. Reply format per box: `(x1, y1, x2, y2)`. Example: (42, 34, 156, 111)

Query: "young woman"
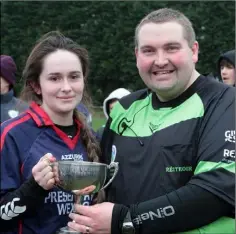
(0, 31, 100, 233)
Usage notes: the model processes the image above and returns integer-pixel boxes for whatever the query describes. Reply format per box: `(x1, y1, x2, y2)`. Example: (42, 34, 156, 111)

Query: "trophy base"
(56, 226, 81, 234)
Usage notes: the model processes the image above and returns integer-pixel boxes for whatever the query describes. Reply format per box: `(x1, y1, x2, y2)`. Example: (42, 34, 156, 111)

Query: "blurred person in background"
(217, 49, 235, 86)
(77, 102, 93, 126)
(96, 88, 131, 139)
(0, 55, 28, 123)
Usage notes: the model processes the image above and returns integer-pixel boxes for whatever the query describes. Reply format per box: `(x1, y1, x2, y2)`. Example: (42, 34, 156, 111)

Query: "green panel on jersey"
(194, 161, 235, 174)
(178, 217, 235, 234)
(110, 93, 204, 137)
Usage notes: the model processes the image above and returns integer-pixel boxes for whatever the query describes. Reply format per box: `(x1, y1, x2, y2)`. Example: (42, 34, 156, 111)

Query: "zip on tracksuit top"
(0, 102, 93, 234)
(101, 75, 235, 234)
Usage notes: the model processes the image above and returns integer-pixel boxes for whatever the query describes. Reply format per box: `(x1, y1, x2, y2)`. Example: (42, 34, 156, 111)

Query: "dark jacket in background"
(0, 55, 29, 123)
(0, 89, 28, 123)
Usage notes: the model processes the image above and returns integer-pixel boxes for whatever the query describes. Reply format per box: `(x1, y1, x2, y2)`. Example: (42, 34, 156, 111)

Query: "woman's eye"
(50, 77, 59, 81)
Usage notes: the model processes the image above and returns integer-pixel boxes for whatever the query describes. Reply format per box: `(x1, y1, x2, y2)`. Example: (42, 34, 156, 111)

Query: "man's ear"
(191, 41, 199, 64)
(135, 47, 139, 68)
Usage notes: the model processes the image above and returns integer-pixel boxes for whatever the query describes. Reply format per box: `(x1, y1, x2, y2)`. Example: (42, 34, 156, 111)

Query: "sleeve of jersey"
(0, 125, 49, 230)
(1, 126, 22, 192)
(111, 184, 232, 234)
(0, 177, 49, 231)
(189, 89, 235, 208)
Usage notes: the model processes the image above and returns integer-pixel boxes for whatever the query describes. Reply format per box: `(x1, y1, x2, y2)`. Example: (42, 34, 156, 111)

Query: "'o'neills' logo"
(149, 122, 161, 133)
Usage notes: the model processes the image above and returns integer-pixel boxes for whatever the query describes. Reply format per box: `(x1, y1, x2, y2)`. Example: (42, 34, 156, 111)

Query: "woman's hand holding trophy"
(32, 153, 58, 190)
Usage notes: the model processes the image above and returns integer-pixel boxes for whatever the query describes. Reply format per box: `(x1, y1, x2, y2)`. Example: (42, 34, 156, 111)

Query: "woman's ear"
(29, 81, 41, 95)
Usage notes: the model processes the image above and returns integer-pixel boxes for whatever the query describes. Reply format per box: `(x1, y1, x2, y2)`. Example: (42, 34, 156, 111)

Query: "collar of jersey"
(26, 101, 82, 129)
(152, 75, 205, 109)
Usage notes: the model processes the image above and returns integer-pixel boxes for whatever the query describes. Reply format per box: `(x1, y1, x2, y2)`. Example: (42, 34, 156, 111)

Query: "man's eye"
(143, 49, 153, 53)
(167, 47, 179, 52)
(71, 75, 79, 79)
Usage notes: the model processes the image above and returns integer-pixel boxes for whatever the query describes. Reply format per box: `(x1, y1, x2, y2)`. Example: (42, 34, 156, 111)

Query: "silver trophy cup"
(52, 161, 119, 234)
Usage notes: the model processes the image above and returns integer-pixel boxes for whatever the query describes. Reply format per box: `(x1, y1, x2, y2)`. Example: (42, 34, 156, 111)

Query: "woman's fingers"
(32, 153, 57, 190)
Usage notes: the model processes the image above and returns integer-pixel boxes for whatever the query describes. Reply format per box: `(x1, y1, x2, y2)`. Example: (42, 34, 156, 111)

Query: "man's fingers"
(67, 221, 91, 234)
(79, 185, 96, 195)
(69, 212, 91, 227)
(72, 190, 82, 196)
(73, 204, 93, 216)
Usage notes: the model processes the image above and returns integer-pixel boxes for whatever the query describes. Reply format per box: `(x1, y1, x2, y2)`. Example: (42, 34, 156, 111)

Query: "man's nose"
(154, 52, 168, 67)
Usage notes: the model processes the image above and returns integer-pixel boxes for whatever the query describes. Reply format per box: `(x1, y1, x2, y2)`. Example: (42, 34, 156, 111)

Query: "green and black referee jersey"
(101, 75, 235, 234)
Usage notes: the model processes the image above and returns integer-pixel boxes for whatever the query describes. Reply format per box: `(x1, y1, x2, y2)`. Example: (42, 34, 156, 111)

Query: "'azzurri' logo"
(111, 145, 117, 162)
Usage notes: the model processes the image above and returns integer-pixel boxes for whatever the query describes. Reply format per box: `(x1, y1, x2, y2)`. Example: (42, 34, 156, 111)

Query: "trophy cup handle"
(101, 162, 119, 190)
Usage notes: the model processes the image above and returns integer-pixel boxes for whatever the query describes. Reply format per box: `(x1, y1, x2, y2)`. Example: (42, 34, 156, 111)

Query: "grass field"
(91, 108, 106, 131)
